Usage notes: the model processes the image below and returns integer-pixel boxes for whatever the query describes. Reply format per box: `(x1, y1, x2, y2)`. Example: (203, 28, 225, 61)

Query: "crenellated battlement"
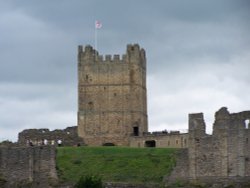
(78, 44, 146, 67)
(94, 54, 127, 63)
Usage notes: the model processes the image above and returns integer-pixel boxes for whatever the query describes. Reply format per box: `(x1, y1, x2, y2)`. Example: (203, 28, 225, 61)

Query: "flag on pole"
(95, 20, 102, 29)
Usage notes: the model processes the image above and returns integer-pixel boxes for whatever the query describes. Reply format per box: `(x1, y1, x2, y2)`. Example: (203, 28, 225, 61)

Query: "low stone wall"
(165, 148, 250, 188)
(130, 133, 188, 148)
(165, 177, 250, 188)
(18, 126, 84, 146)
(0, 145, 57, 188)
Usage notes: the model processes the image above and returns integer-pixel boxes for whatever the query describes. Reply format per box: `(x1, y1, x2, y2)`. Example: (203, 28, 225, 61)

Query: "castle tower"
(77, 44, 148, 146)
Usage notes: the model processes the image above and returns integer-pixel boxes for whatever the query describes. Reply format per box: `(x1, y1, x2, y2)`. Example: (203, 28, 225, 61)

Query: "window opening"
(245, 119, 249, 129)
(133, 127, 139, 136)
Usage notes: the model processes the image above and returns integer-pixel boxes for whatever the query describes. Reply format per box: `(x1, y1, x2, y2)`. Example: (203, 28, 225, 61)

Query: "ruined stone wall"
(165, 149, 189, 183)
(0, 145, 57, 188)
(188, 107, 250, 179)
(18, 126, 83, 146)
(129, 132, 188, 148)
(166, 108, 250, 186)
(245, 129, 250, 176)
(78, 44, 148, 146)
(230, 111, 250, 177)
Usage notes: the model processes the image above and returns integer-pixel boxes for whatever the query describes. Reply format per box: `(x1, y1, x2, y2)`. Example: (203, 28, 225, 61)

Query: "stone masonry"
(167, 107, 250, 185)
(77, 44, 148, 146)
(0, 145, 57, 188)
(129, 131, 189, 148)
(188, 107, 250, 178)
(18, 126, 84, 146)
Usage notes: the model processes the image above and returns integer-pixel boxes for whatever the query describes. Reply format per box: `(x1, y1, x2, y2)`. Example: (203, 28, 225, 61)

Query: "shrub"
(75, 175, 103, 188)
(72, 159, 82, 165)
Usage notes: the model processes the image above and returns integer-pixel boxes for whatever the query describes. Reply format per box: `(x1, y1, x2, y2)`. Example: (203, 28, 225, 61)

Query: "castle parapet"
(96, 54, 127, 63)
(78, 44, 146, 67)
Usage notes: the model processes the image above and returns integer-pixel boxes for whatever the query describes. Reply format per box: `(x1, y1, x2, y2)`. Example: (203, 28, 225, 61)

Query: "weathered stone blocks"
(77, 44, 148, 146)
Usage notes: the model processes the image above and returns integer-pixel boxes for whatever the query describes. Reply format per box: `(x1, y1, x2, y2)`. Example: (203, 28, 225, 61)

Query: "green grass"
(56, 146, 176, 184)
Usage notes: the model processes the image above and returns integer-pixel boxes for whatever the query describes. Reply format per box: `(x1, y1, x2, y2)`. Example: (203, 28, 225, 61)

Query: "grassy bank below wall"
(56, 147, 176, 184)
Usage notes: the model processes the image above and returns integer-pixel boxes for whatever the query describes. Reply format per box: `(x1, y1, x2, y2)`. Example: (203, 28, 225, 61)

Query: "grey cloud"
(147, 53, 250, 134)
(0, 0, 250, 141)
(0, 10, 77, 83)
(0, 83, 77, 141)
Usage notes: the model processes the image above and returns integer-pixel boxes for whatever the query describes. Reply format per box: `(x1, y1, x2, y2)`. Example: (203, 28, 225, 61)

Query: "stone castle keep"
(77, 44, 148, 146)
(1, 44, 249, 187)
(17, 44, 189, 148)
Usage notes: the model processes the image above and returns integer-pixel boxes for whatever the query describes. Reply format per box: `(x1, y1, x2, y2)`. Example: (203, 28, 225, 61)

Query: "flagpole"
(94, 20, 102, 60)
(95, 25, 97, 51)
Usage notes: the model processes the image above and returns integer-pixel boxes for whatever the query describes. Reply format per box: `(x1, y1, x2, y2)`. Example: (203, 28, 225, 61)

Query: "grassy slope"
(56, 147, 176, 184)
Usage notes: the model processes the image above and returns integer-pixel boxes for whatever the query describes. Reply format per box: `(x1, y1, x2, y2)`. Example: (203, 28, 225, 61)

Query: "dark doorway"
(133, 127, 139, 136)
(145, 140, 156, 147)
(102, 143, 115, 146)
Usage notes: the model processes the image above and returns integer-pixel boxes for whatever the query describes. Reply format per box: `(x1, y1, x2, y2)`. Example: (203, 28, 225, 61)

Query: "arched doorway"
(145, 140, 156, 147)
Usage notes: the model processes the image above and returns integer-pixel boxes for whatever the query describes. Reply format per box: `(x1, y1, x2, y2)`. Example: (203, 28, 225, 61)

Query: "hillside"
(56, 147, 176, 185)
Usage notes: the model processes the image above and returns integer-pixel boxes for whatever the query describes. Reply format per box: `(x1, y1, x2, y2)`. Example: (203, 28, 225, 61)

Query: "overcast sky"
(0, 0, 250, 141)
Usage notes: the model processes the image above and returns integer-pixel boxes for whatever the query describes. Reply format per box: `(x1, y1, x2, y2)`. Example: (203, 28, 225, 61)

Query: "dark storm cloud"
(0, 0, 250, 141)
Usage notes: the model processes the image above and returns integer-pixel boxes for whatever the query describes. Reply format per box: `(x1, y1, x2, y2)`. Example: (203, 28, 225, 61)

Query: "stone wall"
(78, 44, 148, 146)
(187, 107, 250, 180)
(165, 107, 250, 186)
(18, 126, 84, 146)
(0, 145, 57, 188)
(165, 148, 189, 183)
(104, 182, 158, 188)
(129, 131, 188, 148)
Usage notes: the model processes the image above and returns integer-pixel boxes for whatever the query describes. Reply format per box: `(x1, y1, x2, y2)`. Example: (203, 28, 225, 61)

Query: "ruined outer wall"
(245, 128, 250, 176)
(188, 108, 250, 179)
(166, 108, 250, 186)
(129, 132, 188, 148)
(229, 111, 250, 177)
(18, 126, 83, 146)
(78, 44, 148, 146)
(0, 146, 57, 188)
